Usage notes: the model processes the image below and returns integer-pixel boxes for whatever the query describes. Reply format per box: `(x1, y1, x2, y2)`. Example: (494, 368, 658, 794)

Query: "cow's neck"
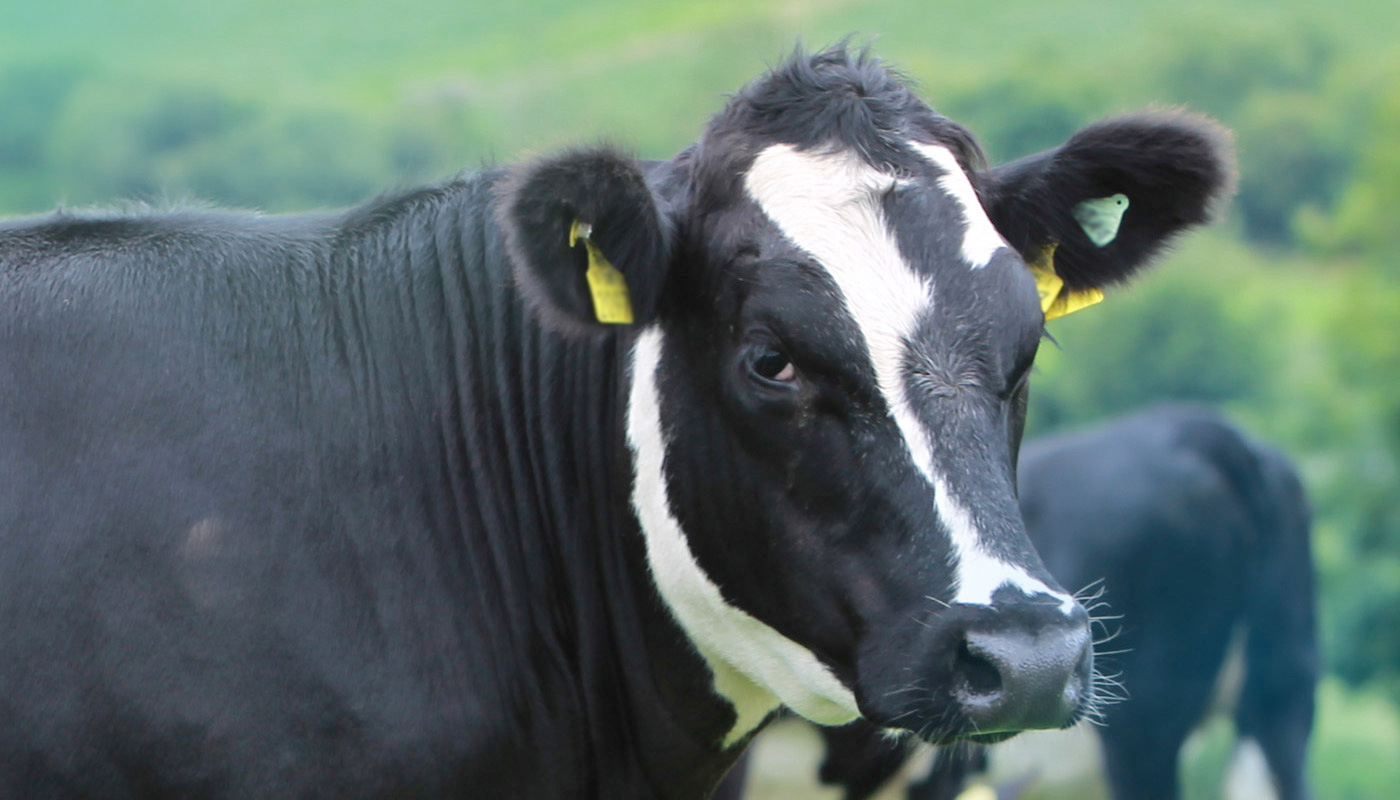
(333, 176, 752, 797)
(456, 330, 753, 798)
(603, 375, 761, 797)
(529, 328, 756, 798)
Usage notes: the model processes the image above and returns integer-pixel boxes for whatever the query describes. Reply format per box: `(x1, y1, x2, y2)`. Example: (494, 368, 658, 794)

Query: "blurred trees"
(0, 61, 89, 211)
(1143, 18, 1361, 247)
(940, 68, 1110, 164)
(0, 67, 497, 214)
(1300, 73, 1400, 704)
(1025, 257, 1275, 436)
(1232, 94, 1352, 244)
(1300, 74, 1400, 262)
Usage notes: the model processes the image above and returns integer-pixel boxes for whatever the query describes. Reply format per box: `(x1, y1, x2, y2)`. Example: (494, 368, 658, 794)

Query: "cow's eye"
(749, 347, 797, 384)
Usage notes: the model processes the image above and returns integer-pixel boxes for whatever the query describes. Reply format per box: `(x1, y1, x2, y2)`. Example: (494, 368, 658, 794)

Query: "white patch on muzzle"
(627, 328, 860, 745)
(745, 143, 1073, 614)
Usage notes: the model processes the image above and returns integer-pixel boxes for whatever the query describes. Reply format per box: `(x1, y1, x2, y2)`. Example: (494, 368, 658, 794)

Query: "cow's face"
(626, 140, 1072, 743)
(498, 47, 1234, 746)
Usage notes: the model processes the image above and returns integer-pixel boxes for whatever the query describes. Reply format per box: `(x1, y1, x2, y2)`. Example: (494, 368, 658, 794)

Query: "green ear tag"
(1027, 242, 1105, 321)
(1072, 193, 1129, 247)
(569, 220, 634, 325)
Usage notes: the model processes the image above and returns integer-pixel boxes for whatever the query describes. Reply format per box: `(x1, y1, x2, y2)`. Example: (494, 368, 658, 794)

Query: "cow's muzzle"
(952, 605, 1092, 739)
(858, 595, 1094, 743)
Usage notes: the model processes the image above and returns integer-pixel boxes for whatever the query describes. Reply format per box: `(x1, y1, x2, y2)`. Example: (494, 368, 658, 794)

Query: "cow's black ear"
(980, 110, 1236, 291)
(496, 147, 674, 335)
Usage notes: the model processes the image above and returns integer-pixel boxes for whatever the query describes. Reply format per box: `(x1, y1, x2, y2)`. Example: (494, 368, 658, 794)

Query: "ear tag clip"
(1072, 193, 1129, 247)
(569, 220, 634, 325)
(1028, 242, 1104, 321)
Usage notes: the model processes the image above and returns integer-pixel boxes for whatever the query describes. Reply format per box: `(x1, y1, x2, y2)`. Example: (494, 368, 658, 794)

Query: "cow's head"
(497, 46, 1233, 745)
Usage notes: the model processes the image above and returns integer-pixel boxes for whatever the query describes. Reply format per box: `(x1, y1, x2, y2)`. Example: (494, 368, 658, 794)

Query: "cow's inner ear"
(495, 148, 675, 335)
(979, 109, 1236, 298)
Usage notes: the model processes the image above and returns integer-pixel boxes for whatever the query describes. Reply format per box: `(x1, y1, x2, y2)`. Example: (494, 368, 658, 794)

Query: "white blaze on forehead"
(744, 144, 933, 495)
(745, 143, 1072, 614)
(744, 143, 928, 384)
(908, 141, 1008, 269)
(626, 327, 859, 744)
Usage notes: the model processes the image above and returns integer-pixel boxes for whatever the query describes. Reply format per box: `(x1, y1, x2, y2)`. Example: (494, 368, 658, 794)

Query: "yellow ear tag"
(569, 220, 634, 325)
(1027, 242, 1105, 321)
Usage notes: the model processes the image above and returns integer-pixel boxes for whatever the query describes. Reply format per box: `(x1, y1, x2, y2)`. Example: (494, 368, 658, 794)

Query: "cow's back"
(1015, 405, 1288, 800)
(1018, 405, 1255, 624)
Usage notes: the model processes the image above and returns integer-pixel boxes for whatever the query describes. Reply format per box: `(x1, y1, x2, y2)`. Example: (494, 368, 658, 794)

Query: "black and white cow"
(798, 406, 1318, 800)
(0, 47, 1233, 798)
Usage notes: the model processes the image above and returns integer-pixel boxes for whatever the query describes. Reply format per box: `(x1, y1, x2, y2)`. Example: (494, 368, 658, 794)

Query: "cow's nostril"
(955, 639, 1002, 699)
(951, 621, 1091, 735)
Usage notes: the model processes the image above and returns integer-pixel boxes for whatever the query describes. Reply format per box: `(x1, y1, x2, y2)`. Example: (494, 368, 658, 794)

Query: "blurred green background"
(2, 0, 1397, 797)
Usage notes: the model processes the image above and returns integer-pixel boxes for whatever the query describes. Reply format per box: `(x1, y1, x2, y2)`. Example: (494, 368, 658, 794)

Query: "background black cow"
(0, 48, 1233, 798)
(771, 406, 1317, 800)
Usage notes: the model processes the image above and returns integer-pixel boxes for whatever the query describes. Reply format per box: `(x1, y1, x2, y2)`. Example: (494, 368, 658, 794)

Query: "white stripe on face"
(744, 143, 1072, 613)
(908, 142, 1007, 269)
(626, 327, 860, 745)
(936, 478, 1076, 613)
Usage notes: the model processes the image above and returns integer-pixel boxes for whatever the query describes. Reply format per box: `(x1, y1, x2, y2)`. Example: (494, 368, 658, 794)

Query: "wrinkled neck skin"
(606, 386, 765, 798)
(582, 335, 763, 797)
(605, 324, 807, 796)
(320, 176, 758, 798)
(517, 328, 760, 799)
(486, 293, 758, 800)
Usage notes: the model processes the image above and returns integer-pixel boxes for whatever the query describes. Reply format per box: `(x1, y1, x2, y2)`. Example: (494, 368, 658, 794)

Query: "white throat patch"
(744, 143, 1071, 613)
(626, 328, 860, 745)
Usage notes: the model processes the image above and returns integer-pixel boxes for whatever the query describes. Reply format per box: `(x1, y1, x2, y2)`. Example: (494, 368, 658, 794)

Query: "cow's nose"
(950, 610, 1092, 733)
